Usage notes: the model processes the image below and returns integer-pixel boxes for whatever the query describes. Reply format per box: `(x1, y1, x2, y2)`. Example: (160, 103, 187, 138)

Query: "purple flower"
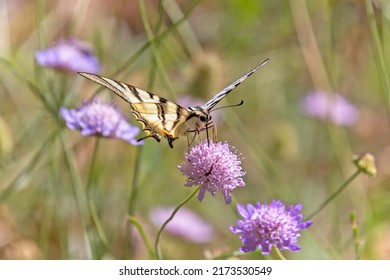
(149, 207, 215, 244)
(302, 91, 359, 126)
(60, 98, 142, 145)
(35, 38, 100, 73)
(230, 200, 312, 254)
(178, 140, 245, 204)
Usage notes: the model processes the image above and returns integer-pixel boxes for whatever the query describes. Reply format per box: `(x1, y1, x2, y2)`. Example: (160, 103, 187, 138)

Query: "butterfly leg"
(167, 137, 175, 148)
(211, 122, 217, 142)
(137, 132, 161, 143)
(186, 133, 191, 151)
(161, 129, 177, 148)
(185, 131, 197, 151)
(204, 121, 217, 144)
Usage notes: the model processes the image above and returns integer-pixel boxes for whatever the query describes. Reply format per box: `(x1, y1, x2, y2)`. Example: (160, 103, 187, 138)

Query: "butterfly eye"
(200, 115, 208, 122)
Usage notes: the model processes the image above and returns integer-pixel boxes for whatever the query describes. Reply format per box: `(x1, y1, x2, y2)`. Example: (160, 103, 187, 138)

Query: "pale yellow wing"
(78, 72, 190, 147)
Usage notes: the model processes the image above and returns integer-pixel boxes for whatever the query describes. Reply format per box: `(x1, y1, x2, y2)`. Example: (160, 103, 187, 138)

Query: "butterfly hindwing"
(129, 101, 190, 139)
(78, 72, 190, 146)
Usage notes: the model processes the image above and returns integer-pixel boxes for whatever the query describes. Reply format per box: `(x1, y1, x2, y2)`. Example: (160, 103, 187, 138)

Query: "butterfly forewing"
(78, 72, 190, 146)
(203, 58, 269, 110)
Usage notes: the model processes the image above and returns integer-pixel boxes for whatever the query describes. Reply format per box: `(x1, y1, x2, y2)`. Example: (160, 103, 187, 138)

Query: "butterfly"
(78, 58, 269, 148)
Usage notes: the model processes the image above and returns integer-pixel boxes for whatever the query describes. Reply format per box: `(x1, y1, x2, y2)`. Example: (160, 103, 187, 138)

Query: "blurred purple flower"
(60, 98, 142, 145)
(35, 38, 101, 73)
(178, 140, 245, 204)
(230, 200, 312, 254)
(302, 91, 358, 126)
(149, 207, 215, 244)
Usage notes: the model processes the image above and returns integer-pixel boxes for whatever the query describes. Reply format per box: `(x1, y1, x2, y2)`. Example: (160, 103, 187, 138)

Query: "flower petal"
(60, 98, 141, 145)
(230, 200, 312, 255)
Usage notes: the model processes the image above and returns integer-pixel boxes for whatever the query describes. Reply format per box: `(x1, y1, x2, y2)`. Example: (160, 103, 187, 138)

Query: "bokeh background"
(0, 0, 389, 260)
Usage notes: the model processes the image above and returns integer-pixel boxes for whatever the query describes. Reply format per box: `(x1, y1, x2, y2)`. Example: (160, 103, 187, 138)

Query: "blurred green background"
(0, 0, 389, 260)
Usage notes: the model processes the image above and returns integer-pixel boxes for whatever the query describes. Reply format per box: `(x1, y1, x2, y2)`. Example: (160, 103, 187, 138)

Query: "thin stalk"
(213, 250, 262, 260)
(86, 137, 100, 193)
(139, 0, 176, 100)
(146, 0, 165, 89)
(163, 0, 203, 57)
(128, 216, 156, 259)
(0, 56, 57, 117)
(124, 145, 143, 258)
(272, 247, 286, 260)
(85, 138, 113, 257)
(127, 145, 143, 217)
(154, 185, 200, 260)
(0, 128, 59, 201)
(365, 0, 390, 120)
(88, 200, 112, 256)
(59, 131, 93, 259)
(307, 169, 361, 220)
(111, 0, 201, 79)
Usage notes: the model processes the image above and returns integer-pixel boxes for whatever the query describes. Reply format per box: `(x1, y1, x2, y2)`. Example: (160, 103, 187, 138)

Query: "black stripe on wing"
(78, 72, 168, 105)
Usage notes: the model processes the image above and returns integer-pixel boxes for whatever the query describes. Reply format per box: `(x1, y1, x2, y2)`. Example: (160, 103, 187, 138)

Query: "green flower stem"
(215, 248, 286, 260)
(272, 247, 286, 260)
(0, 56, 57, 117)
(365, 0, 390, 119)
(88, 199, 112, 255)
(86, 138, 100, 193)
(85, 138, 112, 257)
(307, 169, 361, 220)
(229, 194, 242, 219)
(139, 0, 176, 101)
(128, 216, 156, 260)
(163, 0, 202, 57)
(154, 185, 201, 260)
(0, 128, 58, 202)
(128, 145, 143, 217)
(351, 212, 364, 260)
(213, 250, 258, 260)
(111, 0, 201, 79)
(145, 1, 165, 90)
(59, 131, 93, 259)
(125, 145, 143, 258)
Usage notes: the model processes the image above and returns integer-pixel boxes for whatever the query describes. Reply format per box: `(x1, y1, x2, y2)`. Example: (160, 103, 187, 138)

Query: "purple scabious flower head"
(230, 200, 313, 254)
(178, 140, 245, 204)
(60, 98, 142, 145)
(302, 91, 359, 126)
(149, 207, 215, 244)
(35, 38, 101, 73)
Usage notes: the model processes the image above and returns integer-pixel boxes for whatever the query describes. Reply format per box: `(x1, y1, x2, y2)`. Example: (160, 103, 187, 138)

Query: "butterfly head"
(189, 106, 212, 121)
(185, 106, 212, 132)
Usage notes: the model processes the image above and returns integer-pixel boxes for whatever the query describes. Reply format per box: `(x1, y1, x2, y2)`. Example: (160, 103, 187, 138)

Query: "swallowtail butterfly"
(78, 58, 269, 148)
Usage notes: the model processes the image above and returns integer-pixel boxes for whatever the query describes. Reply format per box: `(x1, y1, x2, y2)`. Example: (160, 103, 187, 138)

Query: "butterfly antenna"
(210, 100, 244, 112)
